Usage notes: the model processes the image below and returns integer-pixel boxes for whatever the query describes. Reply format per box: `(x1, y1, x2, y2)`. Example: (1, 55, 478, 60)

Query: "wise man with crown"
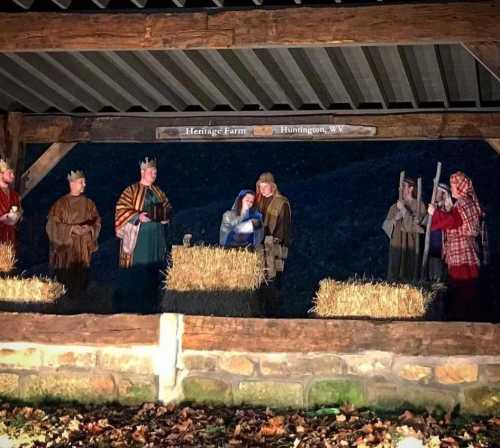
(0, 158, 22, 247)
(46, 170, 101, 296)
(114, 157, 172, 312)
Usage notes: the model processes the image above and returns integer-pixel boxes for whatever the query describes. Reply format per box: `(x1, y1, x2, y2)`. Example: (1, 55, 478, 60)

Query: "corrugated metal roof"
(2, 0, 474, 11)
(0, 44, 498, 114)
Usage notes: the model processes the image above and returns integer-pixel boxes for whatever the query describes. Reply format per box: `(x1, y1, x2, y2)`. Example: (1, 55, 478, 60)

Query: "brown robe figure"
(255, 172, 291, 317)
(383, 178, 425, 282)
(46, 171, 101, 295)
(255, 172, 291, 275)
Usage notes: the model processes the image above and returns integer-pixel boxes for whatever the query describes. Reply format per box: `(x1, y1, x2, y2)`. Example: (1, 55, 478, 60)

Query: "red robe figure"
(0, 159, 22, 246)
(428, 172, 485, 320)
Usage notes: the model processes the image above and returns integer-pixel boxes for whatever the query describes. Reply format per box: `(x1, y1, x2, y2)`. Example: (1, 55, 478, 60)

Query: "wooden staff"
(421, 162, 442, 280)
(415, 177, 422, 279)
(399, 170, 405, 201)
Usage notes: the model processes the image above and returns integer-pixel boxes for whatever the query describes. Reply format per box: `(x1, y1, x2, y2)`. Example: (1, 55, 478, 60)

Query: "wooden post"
(0, 116, 6, 159)
(4, 112, 24, 192)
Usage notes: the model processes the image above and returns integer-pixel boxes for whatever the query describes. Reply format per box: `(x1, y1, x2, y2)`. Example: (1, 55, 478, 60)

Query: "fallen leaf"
(259, 416, 285, 437)
(399, 410, 415, 422)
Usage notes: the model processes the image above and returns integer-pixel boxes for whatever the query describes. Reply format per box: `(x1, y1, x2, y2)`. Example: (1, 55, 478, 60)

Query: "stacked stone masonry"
(0, 313, 498, 415)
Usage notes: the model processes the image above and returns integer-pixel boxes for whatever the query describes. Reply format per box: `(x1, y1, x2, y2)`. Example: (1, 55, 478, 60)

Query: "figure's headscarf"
(232, 189, 257, 213)
(403, 177, 416, 187)
(450, 171, 482, 215)
(437, 182, 453, 212)
(255, 172, 279, 202)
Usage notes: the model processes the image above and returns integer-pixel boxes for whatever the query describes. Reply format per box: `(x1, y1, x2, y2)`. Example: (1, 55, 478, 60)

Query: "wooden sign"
(156, 124, 376, 141)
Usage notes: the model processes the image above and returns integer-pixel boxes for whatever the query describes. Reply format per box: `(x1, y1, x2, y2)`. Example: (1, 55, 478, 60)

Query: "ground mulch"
(0, 401, 498, 447)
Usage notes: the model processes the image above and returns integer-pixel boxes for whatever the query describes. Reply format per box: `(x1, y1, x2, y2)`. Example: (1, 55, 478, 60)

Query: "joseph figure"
(383, 177, 425, 282)
(114, 157, 172, 312)
(255, 172, 291, 317)
(46, 170, 101, 295)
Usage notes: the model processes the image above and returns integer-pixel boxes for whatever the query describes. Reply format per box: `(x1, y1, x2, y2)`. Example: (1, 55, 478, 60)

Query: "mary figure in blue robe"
(219, 189, 264, 248)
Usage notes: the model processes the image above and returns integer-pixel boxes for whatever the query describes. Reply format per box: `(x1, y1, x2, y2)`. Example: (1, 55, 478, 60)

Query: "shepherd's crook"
(421, 162, 442, 280)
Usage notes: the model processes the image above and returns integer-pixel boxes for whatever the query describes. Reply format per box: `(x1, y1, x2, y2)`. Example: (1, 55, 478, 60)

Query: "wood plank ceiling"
(5, 0, 451, 10)
(0, 45, 499, 115)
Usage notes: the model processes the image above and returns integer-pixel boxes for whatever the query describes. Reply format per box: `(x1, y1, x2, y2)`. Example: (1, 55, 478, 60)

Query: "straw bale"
(162, 245, 265, 317)
(0, 276, 65, 303)
(164, 245, 264, 292)
(0, 243, 16, 273)
(311, 278, 435, 319)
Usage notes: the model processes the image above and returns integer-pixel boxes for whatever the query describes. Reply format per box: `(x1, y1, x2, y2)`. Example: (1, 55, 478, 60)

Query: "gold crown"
(140, 157, 157, 170)
(67, 170, 85, 182)
(0, 158, 12, 173)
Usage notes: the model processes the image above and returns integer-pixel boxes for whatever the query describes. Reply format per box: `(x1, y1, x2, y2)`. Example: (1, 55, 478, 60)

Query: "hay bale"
(311, 278, 444, 320)
(0, 276, 65, 312)
(0, 243, 16, 273)
(162, 245, 265, 317)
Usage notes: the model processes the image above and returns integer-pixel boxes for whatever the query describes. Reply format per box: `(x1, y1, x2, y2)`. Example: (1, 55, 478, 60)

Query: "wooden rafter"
(0, 3, 499, 51)
(17, 112, 500, 143)
(12, 0, 34, 9)
(462, 41, 500, 83)
(487, 139, 500, 155)
(21, 142, 77, 198)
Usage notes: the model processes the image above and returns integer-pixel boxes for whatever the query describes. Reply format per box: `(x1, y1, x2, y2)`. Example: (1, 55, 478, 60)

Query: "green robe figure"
(114, 158, 173, 312)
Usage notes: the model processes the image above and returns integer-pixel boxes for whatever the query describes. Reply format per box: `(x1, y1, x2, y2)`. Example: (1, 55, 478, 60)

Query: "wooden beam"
(0, 312, 160, 346)
(20, 112, 500, 143)
(486, 138, 500, 155)
(5, 112, 25, 191)
(0, 3, 499, 51)
(0, 116, 5, 158)
(21, 142, 77, 198)
(462, 41, 500, 83)
(182, 315, 500, 355)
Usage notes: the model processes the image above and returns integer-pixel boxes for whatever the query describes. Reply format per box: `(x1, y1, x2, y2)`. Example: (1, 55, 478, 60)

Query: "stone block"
(235, 381, 303, 408)
(98, 348, 154, 374)
(397, 364, 432, 383)
(181, 354, 217, 372)
(117, 375, 157, 405)
(463, 386, 500, 415)
(343, 352, 392, 377)
(483, 364, 500, 383)
(0, 373, 19, 397)
(308, 379, 365, 408)
(182, 376, 232, 405)
(308, 356, 345, 376)
(0, 347, 42, 370)
(261, 356, 344, 377)
(435, 362, 478, 385)
(43, 347, 96, 369)
(21, 371, 115, 402)
(366, 382, 457, 413)
(218, 355, 255, 376)
(259, 359, 289, 377)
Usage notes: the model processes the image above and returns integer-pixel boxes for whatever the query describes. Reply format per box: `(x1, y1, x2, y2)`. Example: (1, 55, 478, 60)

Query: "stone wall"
(0, 313, 180, 405)
(0, 312, 499, 414)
